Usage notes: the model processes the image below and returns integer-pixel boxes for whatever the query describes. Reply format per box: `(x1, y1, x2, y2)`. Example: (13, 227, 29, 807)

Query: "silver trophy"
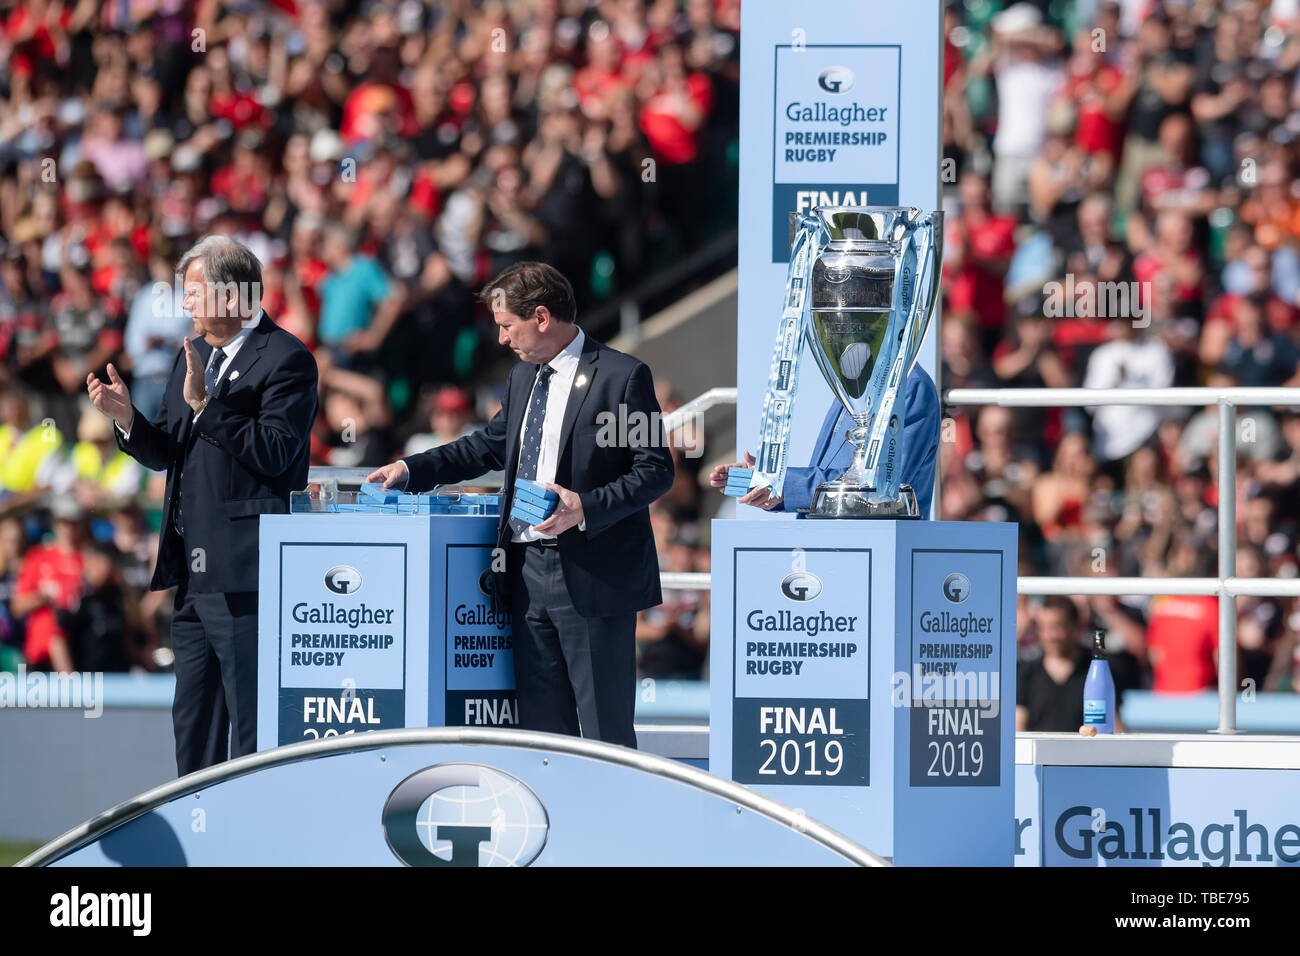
(804, 206, 943, 518)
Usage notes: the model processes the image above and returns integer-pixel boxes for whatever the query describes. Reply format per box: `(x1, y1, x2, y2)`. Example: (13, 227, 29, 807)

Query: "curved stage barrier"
(17, 728, 886, 868)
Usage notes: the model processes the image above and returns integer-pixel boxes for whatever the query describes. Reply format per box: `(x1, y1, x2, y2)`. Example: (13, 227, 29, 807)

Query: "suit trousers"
(170, 575, 259, 776)
(507, 541, 637, 748)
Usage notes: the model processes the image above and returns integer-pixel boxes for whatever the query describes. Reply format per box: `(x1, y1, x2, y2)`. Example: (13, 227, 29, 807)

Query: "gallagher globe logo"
(817, 66, 855, 95)
(382, 763, 549, 867)
(478, 568, 495, 598)
(324, 565, 362, 595)
(943, 573, 971, 604)
(781, 570, 823, 602)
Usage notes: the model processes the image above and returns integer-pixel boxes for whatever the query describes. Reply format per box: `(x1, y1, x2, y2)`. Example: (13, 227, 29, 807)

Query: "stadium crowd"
(2, 0, 1300, 724)
(941, 0, 1300, 726)
(0, 0, 738, 676)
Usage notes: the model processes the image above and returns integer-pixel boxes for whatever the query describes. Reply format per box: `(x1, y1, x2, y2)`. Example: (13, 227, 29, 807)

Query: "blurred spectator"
(1147, 590, 1219, 694)
(0, 515, 28, 671)
(946, 171, 1018, 349)
(1082, 319, 1174, 464)
(11, 499, 85, 672)
(317, 223, 407, 369)
(123, 242, 190, 420)
(979, 4, 1065, 215)
(404, 386, 478, 457)
(1016, 594, 1091, 732)
(61, 539, 133, 672)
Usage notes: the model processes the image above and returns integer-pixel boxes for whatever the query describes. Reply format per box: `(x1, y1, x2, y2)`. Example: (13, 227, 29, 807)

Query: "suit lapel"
(214, 314, 270, 399)
(503, 363, 532, 484)
(556, 335, 600, 459)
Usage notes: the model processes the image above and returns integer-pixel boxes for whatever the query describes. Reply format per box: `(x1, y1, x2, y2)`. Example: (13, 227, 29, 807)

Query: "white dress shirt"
(117, 314, 260, 440)
(514, 327, 585, 542)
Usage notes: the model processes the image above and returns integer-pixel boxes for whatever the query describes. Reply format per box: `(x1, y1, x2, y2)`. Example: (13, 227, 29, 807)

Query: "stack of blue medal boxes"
(310, 482, 505, 516)
(722, 466, 754, 497)
(510, 477, 558, 526)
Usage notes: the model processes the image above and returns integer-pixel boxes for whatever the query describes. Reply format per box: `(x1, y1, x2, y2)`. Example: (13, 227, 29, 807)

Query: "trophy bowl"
(804, 206, 943, 519)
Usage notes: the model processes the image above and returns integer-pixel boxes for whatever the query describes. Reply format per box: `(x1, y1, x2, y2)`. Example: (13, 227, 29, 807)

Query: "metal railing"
(662, 386, 737, 433)
(661, 384, 1300, 736)
(308, 384, 1300, 734)
(950, 387, 1300, 736)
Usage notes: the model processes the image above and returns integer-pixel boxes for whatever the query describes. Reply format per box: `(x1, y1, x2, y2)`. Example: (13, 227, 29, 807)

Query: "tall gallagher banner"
(737, 0, 942, 510)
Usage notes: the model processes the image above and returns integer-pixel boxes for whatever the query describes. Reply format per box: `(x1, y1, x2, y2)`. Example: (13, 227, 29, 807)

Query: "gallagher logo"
(942, 573, 971, 604)
(324, 565, 362, 595)
(817, 66, 855, 95)
(382, 763, 549, 867)
(781, 571, 823, 602)
(478, 568, 495, 598)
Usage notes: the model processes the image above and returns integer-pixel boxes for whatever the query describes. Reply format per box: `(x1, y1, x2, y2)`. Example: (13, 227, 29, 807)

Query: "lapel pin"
(229, 370, 240, 381)
(575, 374, 588, 388)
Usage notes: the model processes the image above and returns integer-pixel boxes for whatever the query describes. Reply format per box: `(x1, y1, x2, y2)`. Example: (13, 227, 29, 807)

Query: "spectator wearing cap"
(975, 3, 1065, 216)
(404, 386, 502, 488)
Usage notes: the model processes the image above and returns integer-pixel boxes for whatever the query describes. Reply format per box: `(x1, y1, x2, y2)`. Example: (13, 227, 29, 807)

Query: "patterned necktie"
(509, 364, 555, 535)
(205, 347, 226, 398)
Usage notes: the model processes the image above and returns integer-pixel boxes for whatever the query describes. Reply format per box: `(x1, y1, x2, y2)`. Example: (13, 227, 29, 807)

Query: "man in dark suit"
(87, 235, 318, 775)
(367, 262, 673, 748)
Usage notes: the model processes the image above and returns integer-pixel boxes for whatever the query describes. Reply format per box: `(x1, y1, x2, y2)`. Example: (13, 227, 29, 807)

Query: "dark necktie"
(205, 347, 226, 398)
(175, 347, 226, 537)
(508, 364, 554, 535)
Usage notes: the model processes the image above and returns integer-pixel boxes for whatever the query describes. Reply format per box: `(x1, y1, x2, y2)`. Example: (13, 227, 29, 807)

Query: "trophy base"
(802, 482, 922, 519)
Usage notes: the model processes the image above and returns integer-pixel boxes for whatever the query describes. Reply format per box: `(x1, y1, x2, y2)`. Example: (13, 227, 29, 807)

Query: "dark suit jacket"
(115, 313, 318, 593)
(778, 365, 941, 516)
(404, 333, 674, 617)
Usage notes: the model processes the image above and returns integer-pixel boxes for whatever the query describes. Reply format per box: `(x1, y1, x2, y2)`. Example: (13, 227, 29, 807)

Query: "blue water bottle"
(1083, 629, 1116, 734)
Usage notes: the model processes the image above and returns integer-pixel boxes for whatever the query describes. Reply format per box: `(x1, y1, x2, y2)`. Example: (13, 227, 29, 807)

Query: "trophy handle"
(903, 210, 944, 376)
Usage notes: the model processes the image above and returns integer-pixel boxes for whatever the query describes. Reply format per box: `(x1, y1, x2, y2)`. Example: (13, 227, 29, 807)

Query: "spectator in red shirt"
(945, 171, 1018, 350)
(637, 40, 713, 249)
(1131, 208, 1204, 321)
(638, 40, 712, 166)
(1146, 592, 1218, 693)
(1061, 27, 1127, 163)
(575, 21, 631, 114)
(11, 501, 87, 672)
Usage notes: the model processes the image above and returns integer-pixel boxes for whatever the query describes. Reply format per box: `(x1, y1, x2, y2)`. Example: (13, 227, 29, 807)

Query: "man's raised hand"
(182, 336, 207, 410)
(86, 363, 133, 432)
